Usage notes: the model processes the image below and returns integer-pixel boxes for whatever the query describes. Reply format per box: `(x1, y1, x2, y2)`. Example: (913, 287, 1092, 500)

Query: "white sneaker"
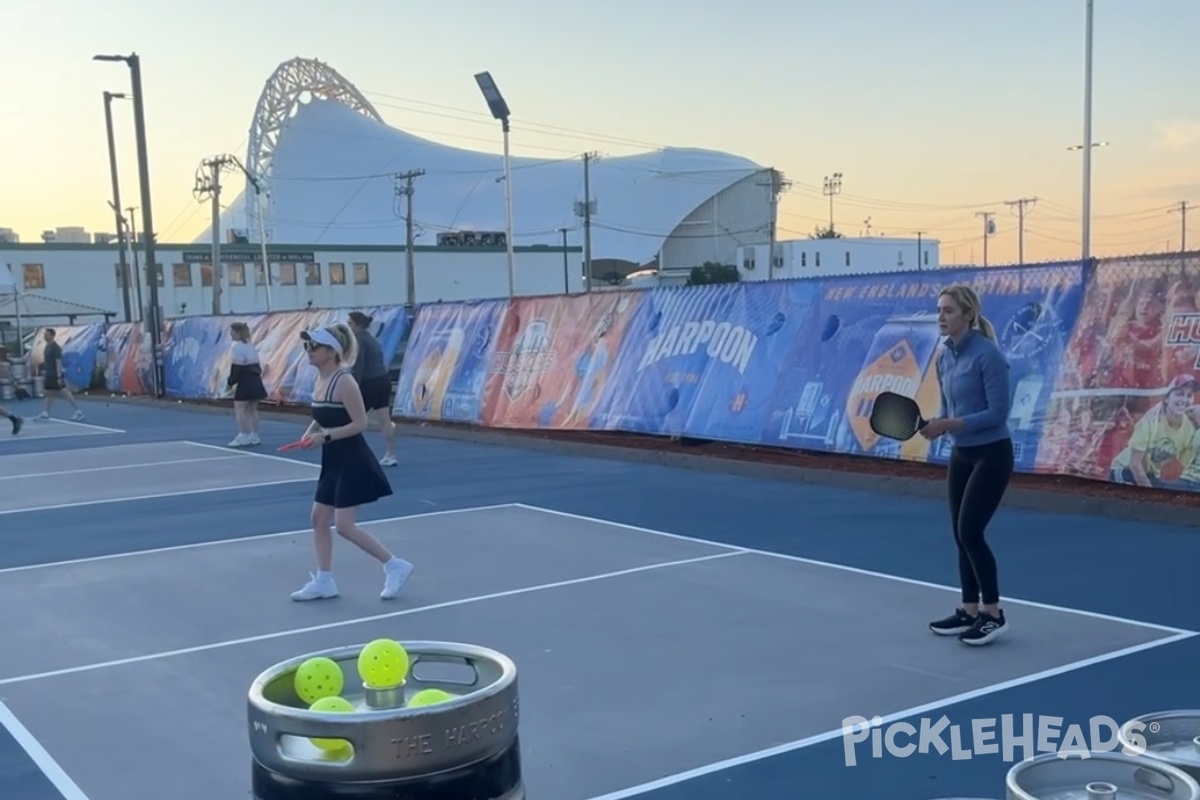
(34, 412, 49, 421)
(228, 433, 250, 447)
(291, 572, 338, 601)
(380, 559, 413, 600)
(71, 410, 85, 421)
(380, 454, 397, 467)
(248, 433, 261, 446)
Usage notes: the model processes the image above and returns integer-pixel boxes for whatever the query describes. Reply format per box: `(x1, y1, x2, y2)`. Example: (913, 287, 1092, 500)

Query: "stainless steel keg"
(1120, 710, 1200, 782)
(1006, 750, 1200, 800)
(247, 640, 523, 800)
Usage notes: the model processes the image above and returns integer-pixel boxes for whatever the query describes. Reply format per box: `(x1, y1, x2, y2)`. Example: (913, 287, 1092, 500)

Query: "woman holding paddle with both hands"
(919, 284, 1013, 647)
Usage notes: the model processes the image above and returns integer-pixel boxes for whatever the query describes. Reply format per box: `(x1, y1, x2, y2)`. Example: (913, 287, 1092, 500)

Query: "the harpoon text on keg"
(445, 708, 507, 750)
(840, 713, 1151, 766)
(390, 732, 434, 759)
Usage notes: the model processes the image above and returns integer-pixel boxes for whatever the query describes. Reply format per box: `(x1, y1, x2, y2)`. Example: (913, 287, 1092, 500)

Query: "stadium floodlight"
(94, 52, 163, 396)
(474, 71, 515, 297)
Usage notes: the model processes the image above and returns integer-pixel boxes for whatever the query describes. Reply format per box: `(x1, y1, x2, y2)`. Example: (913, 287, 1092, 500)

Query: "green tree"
(686, 261, 740, 285)
(810, 225, 844, 239)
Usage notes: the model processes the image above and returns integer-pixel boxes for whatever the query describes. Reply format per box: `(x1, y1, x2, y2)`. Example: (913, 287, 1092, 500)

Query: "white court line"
(0, 700, 91, 800)
(0, 476, 315, 518)
(0, 425, 117, 444)
(0, 503, 521, 574)
(0, 550, 746, 687)
(182, 439, 318, 469)
(46, 418, 125, 434)
(513, 504, 1198, 638)
(582, 630, 1198, 800)
(0, 455, 242, 482)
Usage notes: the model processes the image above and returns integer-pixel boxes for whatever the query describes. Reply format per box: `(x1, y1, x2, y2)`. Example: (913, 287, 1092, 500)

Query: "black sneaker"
(929, 608, 976, 636)
(9, 416, 21, 436)
(960, 610, 1007, 646)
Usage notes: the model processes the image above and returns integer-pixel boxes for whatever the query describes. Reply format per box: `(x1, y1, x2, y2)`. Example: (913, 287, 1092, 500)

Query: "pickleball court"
(0, 399, 1196, 800)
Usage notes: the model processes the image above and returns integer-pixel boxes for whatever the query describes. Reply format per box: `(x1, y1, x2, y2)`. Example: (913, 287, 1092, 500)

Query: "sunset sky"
(1, 0, 1196, 267)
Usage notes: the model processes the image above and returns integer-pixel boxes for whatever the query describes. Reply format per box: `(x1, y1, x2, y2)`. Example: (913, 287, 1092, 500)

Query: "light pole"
(474, 71, 515, 297)
(823, 172, 842, 233)
(94, 52, 163, 397)
(1080, 0, 1094, 264)
(102, 90, 132, 323)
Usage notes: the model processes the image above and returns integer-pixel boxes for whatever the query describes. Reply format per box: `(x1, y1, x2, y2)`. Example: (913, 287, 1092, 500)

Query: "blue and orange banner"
(38, 252, 1200, 498)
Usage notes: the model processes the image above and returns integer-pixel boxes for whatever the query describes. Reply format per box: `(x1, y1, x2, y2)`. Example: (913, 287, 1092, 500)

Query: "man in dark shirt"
(348, 312, 397, 466)
(35, 328, 85, 421)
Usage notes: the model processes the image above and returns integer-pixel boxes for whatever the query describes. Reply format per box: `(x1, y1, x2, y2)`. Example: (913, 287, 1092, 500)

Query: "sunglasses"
(303, 340, 326, 352)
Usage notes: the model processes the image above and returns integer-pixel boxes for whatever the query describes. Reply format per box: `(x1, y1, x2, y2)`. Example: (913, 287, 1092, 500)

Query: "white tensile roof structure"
(198, 58, 776, 272)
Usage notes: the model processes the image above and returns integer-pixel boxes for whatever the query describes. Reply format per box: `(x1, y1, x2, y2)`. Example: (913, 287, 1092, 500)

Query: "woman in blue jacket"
(920, 284, 1012, 646)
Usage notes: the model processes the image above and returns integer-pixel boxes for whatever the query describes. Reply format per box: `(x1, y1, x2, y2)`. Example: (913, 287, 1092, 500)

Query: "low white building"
(0, 240, 581, 324)
(736, 236, 941, 281)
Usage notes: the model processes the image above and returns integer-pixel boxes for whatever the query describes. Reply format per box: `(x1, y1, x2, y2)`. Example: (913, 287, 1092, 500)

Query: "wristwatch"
(323, 433, 332, 444)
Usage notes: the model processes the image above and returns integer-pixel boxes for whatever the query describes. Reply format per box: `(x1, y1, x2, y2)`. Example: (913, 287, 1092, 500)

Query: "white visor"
(301, 327, 343, 356)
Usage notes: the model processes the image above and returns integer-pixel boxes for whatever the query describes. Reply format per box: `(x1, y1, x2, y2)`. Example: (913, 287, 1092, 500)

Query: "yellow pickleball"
(407, 688, 455, 708)
(357, 639, 409, 688)
(308, 696, 354, 752)
(294, 657, 345, 705)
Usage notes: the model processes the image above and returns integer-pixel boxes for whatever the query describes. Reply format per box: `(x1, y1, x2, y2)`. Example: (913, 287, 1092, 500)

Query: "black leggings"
(947, 438, 1013, 607)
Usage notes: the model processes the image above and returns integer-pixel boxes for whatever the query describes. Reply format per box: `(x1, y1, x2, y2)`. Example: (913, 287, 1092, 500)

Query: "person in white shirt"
(226, 321, 268, 447)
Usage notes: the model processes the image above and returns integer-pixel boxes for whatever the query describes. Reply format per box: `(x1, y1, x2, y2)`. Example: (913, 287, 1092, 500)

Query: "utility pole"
(1169, 201, 1190, 260)
(759, 168, 792, 279)
(575, 152, 597, 293)
(559, 227, 569, 293)
(102, 91, 132, 322)
(823, 172, 843, 233)
(1004, 197, 1038, 265)
(394, 169, 424, 309)
(912, 231, 928, 271)
(975, 211, 995, 267)
(194, 154, 235, 314)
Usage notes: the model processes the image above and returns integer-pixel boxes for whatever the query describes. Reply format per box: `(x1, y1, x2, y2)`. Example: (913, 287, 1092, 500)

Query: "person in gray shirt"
(347, 312, 397, 466)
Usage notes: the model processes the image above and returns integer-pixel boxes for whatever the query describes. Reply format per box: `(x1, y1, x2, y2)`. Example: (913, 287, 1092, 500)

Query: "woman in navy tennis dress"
(289, 323, 414, 603)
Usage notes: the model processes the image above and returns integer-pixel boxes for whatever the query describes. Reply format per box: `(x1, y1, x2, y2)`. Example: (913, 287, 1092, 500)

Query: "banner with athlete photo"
(392, 299, 508, 424)
(478, 291, 645, 429)
(758, 262, 1086, 470)
(271, 305, 411, 405)
(159, 306, 411, 403)
(1035, 254, 1200, 490)
(105, 321, 166, 395)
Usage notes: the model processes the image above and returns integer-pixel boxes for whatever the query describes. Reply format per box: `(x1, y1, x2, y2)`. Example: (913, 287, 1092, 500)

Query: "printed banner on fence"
(479, 291, 646, 429)
(27, 324, 106, 390)
(1036, 255, 1200, 489)
(759, 263, 1085, 469)
(106, 321, 165, 396)
(158, 306, 411, 403)
(585, 281, 821, 442)
(393, 299, 508, 423)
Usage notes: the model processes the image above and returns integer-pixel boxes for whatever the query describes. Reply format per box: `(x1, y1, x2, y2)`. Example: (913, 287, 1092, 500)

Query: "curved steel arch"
(244, 57, 383, 239)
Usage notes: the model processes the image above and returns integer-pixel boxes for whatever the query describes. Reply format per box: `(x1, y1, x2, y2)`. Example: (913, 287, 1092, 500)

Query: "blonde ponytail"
(327, 322, 359, 367)
(976, 314, 997, 342)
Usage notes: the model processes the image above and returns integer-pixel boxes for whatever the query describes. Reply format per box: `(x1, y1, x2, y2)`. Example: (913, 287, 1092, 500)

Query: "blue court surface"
(0, 396, 1196, 800)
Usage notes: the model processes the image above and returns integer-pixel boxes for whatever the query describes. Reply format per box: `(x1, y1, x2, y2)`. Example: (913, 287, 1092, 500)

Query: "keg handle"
(1133, 765, 1180, 795)
(409, 654, 481, 687)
